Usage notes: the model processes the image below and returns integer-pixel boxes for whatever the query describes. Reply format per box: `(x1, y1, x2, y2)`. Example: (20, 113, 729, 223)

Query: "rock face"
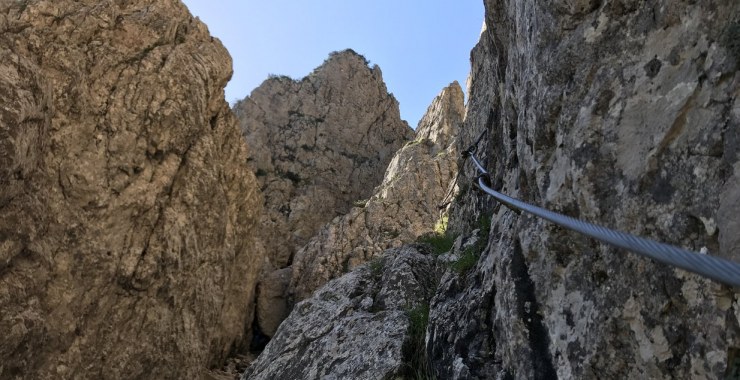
(243, 245, 438, 380)
(254, 267, 291, 339)
(235, 50, 413, 338)
(0, 1, 263, 379)
(235, 50, 414, 271)
(431, 1, 740, 379)
(289, 82, 464, 301)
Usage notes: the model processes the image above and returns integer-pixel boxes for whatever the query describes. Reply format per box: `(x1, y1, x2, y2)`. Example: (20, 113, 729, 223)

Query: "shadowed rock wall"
(432, 1, 740, 378)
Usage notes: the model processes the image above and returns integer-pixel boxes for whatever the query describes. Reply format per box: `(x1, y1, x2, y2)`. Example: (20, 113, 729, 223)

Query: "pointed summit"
(415, 81, 465, 148)
(234, 50, 413, 337)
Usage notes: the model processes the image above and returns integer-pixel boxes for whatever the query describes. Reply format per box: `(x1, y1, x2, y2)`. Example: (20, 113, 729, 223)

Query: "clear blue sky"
(181, 1, 484, 128)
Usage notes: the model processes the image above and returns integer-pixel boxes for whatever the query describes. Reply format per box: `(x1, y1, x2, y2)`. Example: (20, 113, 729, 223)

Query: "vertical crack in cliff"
(511, 239, 557, 379)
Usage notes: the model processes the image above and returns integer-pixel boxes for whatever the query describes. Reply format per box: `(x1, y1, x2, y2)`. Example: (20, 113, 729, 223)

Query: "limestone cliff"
(234, 50, 413, 337)
(234, 50, 413, 271)
(289, 81, 464, 302)
(431, 0, 740, 378)
(0, 1, 262, 379)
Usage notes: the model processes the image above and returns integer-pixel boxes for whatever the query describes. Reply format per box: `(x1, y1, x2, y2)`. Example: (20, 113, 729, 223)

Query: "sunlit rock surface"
(0, 1, 263, 378)
(289, 82, 464, 301)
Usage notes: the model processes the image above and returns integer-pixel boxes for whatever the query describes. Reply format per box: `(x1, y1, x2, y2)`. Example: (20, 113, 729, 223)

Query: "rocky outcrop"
(243, 245, 438, 380)
(431, 1, 740, 379)
(235, 50, 413, 271)
(0, 1, 262, 379)
(235, 50, 413, 338)
(289, 82, 465, 301)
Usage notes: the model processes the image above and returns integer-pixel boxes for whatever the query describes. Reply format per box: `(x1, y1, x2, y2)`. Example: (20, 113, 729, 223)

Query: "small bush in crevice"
(417, 233, 455, 256)
(477, 213, 492, 242)
(449, 213, 492, 274)
(450, 247, 479, 274)
(418, 214, 456, 255)
(369, 257, 384, 278)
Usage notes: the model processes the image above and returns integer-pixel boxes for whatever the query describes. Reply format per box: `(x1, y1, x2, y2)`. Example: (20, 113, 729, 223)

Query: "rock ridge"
(235, 49, 414, 271)
(288, 81, 465, 302)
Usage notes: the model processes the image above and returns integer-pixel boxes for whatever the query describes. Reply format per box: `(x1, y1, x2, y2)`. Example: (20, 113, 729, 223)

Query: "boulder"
(243, 245, 438, 380)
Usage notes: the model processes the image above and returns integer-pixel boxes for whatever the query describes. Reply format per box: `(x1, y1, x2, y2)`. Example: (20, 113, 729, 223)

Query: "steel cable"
(463, 132, 740, 288)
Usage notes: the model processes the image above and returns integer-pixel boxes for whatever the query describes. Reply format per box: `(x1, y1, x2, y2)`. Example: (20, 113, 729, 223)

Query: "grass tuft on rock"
(369, 257, 384, 278)
(449, 213, 492, 274)
(418, 214, 455, 255)
(450, 247, 479, 274)
(417, 233, 455, 256)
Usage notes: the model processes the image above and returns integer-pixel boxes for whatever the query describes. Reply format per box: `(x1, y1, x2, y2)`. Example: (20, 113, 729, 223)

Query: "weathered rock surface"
(432, 1, 740, 379)
(0, 1, 262, 379)
(289, 82, 464, 301)
(254, 267, 291, 338)
(235, 50, 414, 271)
(243, 245, 437, 380)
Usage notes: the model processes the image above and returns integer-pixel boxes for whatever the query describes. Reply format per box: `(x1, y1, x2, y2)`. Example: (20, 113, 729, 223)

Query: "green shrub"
(450, 247, 479, 274)
(449, 213, 492, 274)
(369, 257, 383, 278)
(417, 233, 455, 256)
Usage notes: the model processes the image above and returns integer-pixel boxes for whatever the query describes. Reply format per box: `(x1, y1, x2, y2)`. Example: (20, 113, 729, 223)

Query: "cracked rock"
(235, 49, 414, 271)
(434, 1, 740, 379)
(242, 245, 436, 380)
(289, 81, 464, 302)
(0, 1, 263, 378)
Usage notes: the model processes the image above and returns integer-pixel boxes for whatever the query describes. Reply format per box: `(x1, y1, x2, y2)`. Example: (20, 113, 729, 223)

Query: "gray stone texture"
(234, 50, 414, 340)
(242, 245, 437, 380)
(433, 1, 740, 379)
(234, 49, 414, 271)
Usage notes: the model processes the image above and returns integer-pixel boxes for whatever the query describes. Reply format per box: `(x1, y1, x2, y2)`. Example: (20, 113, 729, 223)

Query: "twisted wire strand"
(465, 148, 740, 288)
